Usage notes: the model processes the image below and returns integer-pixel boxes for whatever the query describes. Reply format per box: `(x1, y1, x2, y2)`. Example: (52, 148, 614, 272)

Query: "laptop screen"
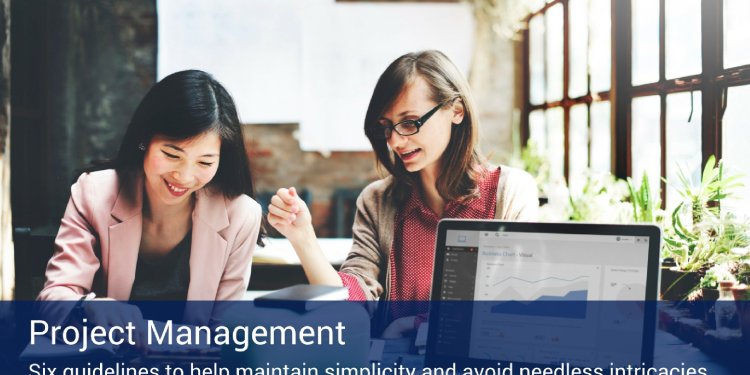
(428, 221, 660, 369)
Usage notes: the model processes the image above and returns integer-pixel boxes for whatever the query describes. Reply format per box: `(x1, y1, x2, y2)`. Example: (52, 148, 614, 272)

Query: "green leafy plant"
(736, 262, 750, 285)
(519, 141, 549, 188)
(674, 155, 742, 227)
(626, 172, 662, 223)
(699, 263, 738, 289)
(567, 171, 631, 223)
(662, 155, 745, 271)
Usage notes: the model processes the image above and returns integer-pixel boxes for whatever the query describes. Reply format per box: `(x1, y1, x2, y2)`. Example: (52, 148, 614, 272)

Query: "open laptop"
(425, 220, 661, 370)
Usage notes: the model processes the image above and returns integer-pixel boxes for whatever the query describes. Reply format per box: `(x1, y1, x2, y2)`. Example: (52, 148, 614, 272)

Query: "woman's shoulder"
(70, 169, 122, 207)
(497, 164, 537, 188)
(222, 193, 262, 219)
(359, 176, 395, 205)
(65, 169, 136, 223)
(73, 168, 119, 188)
(494, 164, 540, 221)
(196, 191, 262, 237)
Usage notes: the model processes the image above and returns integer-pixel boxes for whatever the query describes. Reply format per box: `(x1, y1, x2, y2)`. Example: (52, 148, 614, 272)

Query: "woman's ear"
(451, 99, 465, 125)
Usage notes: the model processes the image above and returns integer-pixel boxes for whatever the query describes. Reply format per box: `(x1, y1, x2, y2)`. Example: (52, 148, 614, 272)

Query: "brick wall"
(244, 124, 380, 237)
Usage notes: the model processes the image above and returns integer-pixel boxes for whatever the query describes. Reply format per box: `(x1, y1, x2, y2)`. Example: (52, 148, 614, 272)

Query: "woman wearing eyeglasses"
(268, 50, 538, 328)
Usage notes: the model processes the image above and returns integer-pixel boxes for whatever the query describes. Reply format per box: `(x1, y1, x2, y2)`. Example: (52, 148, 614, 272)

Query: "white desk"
(253, 237, 352, 265)
(248, 238, 353, 291)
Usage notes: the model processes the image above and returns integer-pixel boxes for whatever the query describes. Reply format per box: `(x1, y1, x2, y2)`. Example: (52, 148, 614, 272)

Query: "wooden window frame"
(521, 0, 750, 205)
(521, 0, 611, 183)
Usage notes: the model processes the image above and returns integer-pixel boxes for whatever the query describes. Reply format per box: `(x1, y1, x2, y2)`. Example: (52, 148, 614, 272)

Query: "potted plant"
(691, 263, 737, 326)
(660, 156, 745, 300)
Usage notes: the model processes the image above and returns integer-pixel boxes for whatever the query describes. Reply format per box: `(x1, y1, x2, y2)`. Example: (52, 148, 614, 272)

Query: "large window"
(522, 0, 750, 210)
(522, 0, 611, 195)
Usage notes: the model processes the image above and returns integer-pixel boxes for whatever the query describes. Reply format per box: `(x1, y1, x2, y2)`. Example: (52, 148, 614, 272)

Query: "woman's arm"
(269, 183, 390, 301)
(336, 186, 390, 300)
(38, 175, 102, 302)
(267, 187, 342, 286)
(36, 174, 109, 326)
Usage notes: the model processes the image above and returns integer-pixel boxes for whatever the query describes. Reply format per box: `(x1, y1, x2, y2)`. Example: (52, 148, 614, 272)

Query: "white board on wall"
(158, 0, 474, 152)
(157, 0, 303, 124)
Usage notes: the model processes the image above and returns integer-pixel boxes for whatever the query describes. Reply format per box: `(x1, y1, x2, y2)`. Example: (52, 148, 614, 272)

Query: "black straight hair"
(84, 70, 264, 244)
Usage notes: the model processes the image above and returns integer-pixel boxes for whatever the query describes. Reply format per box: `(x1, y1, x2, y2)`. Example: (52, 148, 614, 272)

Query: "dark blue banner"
(0, 301, 747, 375)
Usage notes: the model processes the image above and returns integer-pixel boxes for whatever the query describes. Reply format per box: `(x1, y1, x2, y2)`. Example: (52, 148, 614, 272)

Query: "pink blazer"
(38, 169, 261, 303)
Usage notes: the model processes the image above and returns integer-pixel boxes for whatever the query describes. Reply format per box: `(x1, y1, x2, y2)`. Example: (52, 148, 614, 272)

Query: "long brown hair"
(364, 50, 484, 204)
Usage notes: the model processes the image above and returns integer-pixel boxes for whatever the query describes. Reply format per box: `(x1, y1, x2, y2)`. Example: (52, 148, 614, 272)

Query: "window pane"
(589, 0, 611, 93)
(590, 101, 611, 173)
(569, 104, 589, 195)
(631, 96, 661, 191)
(569, 0, 589, 98)
(529, 15, 546, 105)
(546, 4, 564, 102)
(721, 85, 750, 219)
(528, 0, 546, 10)
(666, 92, 702, 211)
(724, 0, 750, 68)
(632, 0, 660, 86)
(529, 109, 547, 151)
(665, 0, 701, 79)
(547, 108, 565, 181)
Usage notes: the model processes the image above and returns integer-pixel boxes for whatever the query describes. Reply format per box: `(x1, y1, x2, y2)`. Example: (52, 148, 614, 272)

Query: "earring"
(138, 143, 146, 151)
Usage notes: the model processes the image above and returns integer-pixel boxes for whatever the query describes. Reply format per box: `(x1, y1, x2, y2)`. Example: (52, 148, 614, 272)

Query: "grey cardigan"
(339, 165, 540, 300)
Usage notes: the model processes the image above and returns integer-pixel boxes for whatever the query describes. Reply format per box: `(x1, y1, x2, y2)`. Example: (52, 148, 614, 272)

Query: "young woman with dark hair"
(38, 70, 263, 325)
(268, 51, 538, 330)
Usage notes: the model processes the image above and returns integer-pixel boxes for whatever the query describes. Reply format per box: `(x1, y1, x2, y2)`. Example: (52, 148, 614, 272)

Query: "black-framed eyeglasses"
(367, 99, 452, 141)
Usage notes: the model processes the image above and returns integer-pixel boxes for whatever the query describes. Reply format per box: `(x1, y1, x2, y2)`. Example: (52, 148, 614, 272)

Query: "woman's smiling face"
(379, 76, 463, 176)
(142, 131, 221, 207)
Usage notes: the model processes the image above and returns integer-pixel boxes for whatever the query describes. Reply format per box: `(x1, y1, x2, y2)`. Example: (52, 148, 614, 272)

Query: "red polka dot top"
(339, 167, 500, 307)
